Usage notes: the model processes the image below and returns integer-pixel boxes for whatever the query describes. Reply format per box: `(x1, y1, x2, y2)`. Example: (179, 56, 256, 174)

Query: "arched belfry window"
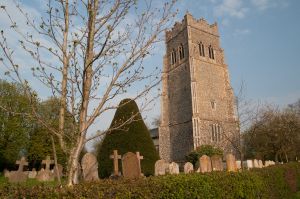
(211, 124, 221, 142)
(208, 45, 215, 60)
(179, 44, 184, 60)
(171, 48, 177, 65)
(199, 42, 205, 57)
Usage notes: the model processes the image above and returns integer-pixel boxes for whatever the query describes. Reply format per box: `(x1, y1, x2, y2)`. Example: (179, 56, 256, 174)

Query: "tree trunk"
(66, 141, 84, 186)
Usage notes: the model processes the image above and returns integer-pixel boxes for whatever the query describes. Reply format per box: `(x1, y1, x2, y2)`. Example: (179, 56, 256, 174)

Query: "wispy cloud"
(234, 28, 251, 36)
(214, 0, 248, 19)
(251, 0, 290, 11)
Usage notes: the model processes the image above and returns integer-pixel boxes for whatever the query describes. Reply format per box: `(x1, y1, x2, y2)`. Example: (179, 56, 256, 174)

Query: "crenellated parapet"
(166, 13, 219, 42)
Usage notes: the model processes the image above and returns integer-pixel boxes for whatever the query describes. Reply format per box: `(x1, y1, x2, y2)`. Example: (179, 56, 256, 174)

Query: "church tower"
(159, 13, 239, 163)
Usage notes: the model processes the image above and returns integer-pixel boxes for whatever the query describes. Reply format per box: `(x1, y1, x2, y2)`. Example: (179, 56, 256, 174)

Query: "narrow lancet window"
(171, 49, 177, 65)
(208, 45, 215, 60)
(199, 42, 205, 57)
(179, 44, 184, 60)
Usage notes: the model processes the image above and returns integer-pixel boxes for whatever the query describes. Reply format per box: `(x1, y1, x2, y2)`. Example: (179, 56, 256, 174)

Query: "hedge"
(0, 163, 299, 199)
(97, 98, 159, 178)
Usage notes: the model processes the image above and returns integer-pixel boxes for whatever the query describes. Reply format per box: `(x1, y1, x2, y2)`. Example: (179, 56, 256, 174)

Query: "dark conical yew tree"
(97, 98, 159, 178)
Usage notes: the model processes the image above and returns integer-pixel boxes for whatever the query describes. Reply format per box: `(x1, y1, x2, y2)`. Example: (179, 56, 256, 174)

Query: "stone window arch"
(171, 48, 177, 65)
(199, 42, 205, 57)
(211, 123, 221, 142)
(179, 43, 184, 60)
(208, 45, 215, 60)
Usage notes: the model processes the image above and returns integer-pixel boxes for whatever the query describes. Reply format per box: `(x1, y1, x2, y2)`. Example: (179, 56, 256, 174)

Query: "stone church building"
(159, 13, 239, 163)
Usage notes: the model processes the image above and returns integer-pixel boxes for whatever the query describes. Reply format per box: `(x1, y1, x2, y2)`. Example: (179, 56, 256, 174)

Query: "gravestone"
(253, 159, 259, 168)
(155, 159, 168, 176)
(226, 154, 237, 172)
(246, 160, 253, 169)
(81, 153, 99, 182)
(236, 160, 241, 170)
(122, 152, 142, 179)
(199, 155, 212, 173)
(169, 162, 179, 174)
(184, 162, 194, 174)
(136, 152, 144, 176)
(110, 150, 122, 176)
(211, 155, 223, 171)
(53, 164, 63, 178)
(36, 156, 55, 182)
(28, 168, 37, 179)
(258, 160, 263, 168)
(8, 156, 28, 183)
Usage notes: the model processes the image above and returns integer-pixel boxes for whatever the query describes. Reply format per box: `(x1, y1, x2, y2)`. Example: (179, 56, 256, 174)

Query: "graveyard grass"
(0, 163, 300, 198)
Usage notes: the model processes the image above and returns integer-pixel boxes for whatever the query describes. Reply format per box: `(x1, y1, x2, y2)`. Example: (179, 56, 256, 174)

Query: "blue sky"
(1, 0, 299, 134)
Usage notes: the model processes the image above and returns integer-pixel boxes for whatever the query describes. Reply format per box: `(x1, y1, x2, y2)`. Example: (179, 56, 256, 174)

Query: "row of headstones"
(4, 156, 63, 183)
(155, 154, 278, 175)
(81, 150, 145, 181)
(237, 159, 276, 170)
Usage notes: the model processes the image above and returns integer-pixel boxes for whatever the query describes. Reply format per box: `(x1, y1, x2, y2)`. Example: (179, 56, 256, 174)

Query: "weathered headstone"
(122, 152, 141, 179)
(246, 160, 253, 169)
(199, 155, 212, 173)
(3, 169, 10, 178)
(258, 160, 263, 168)
(236, 160, 241, 170)
(155, 159, 168, 176)
(226, 154, 237, 172)
(8, 157, 28, 183)
(110, 150, 122, 176)
(184, 162, 194, 173)
(28, 168, 37, 179)
(253, 159, 259, 168)
(211, 155, 223, 171)
(81, 153, 99, 182)
(169, 162, 179, 174)
(36, 156, 55, 182)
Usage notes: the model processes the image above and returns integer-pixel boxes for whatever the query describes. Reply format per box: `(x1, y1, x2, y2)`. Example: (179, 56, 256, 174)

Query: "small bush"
(186, 145, 223, 166)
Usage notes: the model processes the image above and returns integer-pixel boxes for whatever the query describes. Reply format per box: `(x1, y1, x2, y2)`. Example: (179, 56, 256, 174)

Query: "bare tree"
(0, 0, 177, 186)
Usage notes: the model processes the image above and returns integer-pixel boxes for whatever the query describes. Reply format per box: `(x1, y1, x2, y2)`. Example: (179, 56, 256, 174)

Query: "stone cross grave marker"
(211, 155, 223, 171)
(81, 153, 99, 182)
(110, 150, 122, 176)
(122, 152, 142, 179)
(16, 156, 29, 172)
(155, 160, 168, 176)
(199, 155, 212, 173)
(169, 162, 179, 174)
(42, 156, 54, 171)
(136, 152, 144, 175)
(184, 162, 194, 174)
(36, 156, 55, 182)
(226, 153, 237, 172)
(8, 157, 29, 183)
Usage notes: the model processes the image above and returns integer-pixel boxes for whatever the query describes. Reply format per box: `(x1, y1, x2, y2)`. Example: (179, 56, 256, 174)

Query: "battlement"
(166, 13, 219, 42)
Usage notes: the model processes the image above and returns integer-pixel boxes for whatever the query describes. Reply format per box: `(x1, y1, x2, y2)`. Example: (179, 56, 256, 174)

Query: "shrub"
(97, 99, 159, 178)
(0, 163, 299, 199)
(186, 145, 223, 166)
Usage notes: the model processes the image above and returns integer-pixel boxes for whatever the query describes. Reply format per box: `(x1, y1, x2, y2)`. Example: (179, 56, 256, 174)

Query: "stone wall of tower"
(159, 15, 194, 162)
(159, 14, 239, 163)
(187, 13, 239, 154)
